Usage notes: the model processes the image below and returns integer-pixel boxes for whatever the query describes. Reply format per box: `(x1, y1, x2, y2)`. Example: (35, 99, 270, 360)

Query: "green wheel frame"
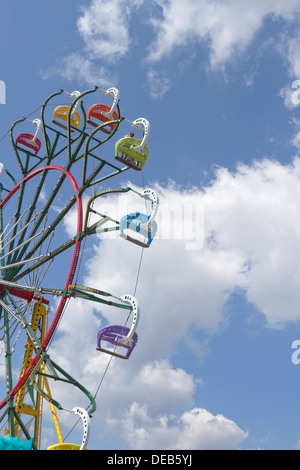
(0, 87, 150, 450)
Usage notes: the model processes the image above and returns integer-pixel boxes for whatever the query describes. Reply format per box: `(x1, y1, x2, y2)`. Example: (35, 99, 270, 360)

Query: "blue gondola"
(119, 212, 158, 248)
(0, 435, 33, 450)
(119, 188, 159, 248)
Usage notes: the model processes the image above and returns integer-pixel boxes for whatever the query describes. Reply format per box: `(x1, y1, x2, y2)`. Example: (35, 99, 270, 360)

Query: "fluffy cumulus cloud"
(47, 156, 300, 449)
(117, 405, 248, 450)
(79, 157, 300, 331)
(77, 0, 144, 62)
(200, 158, 300, 326)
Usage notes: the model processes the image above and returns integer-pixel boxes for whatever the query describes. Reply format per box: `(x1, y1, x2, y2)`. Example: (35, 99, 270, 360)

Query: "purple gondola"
(96, 325, 138, 359)
(96, 294, 139, 360)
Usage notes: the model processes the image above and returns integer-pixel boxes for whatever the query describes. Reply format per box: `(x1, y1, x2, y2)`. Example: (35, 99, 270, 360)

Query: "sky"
(2, 0, 300, 451)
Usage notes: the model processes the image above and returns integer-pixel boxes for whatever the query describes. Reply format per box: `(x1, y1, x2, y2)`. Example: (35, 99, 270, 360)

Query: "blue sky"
(2, 0, 300, 451)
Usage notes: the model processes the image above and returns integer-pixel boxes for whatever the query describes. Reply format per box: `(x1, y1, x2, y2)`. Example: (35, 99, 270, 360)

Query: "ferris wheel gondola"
(96, 294, 140, 360)
(87, 87, 120, 134)
(52, 90, 82, 131)
(119, 188, 159, 247)
(47, 407, 90, 451)
(115, 118, 150, 170)
(15, 118, 42, 155)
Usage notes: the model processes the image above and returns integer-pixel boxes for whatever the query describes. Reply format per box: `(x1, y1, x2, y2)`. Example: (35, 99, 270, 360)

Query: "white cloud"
(41, 0, 143, 86)
(77, 0, 137, 63)
(146, 69, 173, 99)
(285, 35, 300, 79)
(134, 360, 197, 413)
(117, 404, 248, 450)
(40, 0, 300, 100)
(49, 307, 248, 449)
(62, 158, 300, 362)
(147, 0, 300, 69)
(200, 158, 300, 326)
(81, 158, 300, 334)
(47, 156, 300, 448)
(41, 52, 115, 87)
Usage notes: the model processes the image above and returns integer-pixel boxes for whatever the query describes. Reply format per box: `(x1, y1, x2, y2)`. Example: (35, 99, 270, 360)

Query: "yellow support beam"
(40, 364, 64, 444)
(13, 299, 48, 449)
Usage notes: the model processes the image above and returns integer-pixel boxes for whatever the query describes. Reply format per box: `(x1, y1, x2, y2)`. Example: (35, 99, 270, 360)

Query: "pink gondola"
(15, 118, 42, 155)
(15, 133, 41, 155)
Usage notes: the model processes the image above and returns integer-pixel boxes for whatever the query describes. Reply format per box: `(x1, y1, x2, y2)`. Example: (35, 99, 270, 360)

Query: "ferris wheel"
(0, 86, 159, 450)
